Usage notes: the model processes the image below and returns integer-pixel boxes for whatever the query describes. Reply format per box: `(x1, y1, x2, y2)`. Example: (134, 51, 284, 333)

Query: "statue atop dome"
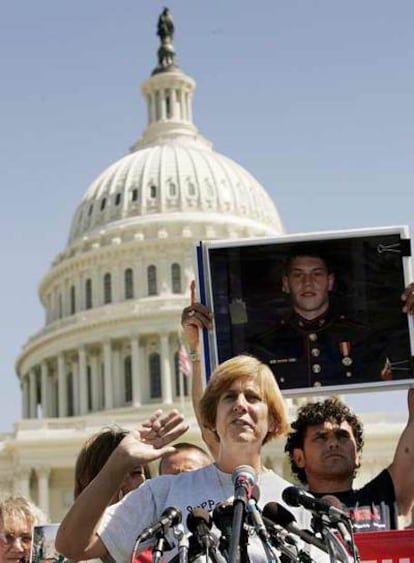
(157, 7, 174, 42)
(152, 7, 177, 75)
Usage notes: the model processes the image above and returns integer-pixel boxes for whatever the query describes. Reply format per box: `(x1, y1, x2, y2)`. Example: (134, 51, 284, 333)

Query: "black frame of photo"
(196, 226, 414, 396)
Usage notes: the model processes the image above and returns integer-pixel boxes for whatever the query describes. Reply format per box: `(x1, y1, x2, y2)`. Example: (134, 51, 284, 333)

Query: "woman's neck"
(215, 444, 263, 474)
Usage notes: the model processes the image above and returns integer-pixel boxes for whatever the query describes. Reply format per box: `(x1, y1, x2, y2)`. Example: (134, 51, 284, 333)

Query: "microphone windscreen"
(263, 502, 296, 528)
(212, 501, 233, 530)
(186, 507, 212, 534)
(161, 506, 182, 526)
(231, 465, 257, 486)
(281, 486, 302, 507)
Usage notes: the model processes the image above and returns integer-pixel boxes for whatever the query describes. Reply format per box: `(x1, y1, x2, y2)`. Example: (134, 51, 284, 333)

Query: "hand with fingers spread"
(113, 410, 189, 472)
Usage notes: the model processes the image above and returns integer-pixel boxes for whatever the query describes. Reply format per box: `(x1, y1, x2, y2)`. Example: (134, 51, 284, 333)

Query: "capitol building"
(0, 11, 406, 523)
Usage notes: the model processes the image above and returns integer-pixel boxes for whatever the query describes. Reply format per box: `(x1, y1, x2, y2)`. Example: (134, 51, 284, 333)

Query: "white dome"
(67, 140, 283, 245)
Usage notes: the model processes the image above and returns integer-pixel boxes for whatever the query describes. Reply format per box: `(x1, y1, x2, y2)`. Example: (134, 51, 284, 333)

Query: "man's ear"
(282, 276, 290, 294)
(328, 272, 335, 292)
(292, 447, 305, 468)
(355, 450, 361, 469)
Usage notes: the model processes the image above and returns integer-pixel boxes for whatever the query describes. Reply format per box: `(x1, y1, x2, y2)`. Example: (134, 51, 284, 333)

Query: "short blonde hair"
(0, 496, 46, 530)
(199, 355, 289, 444)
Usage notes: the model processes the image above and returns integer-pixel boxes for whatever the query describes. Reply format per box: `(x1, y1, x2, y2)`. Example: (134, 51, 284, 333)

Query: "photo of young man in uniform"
(202, 232, 413, 393)
(249, 244, 401, 389)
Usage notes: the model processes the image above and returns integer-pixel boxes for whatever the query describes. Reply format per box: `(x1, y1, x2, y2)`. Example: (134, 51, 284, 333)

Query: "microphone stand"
(266, 526, 317, 563)
(173, 524, 189, 563)
(246, 501, 279, 563)
(152, 530, 173, 563)
(239, 525, 250, 563)
(228, 498, 246, 563)
(312, 516, 351, 563)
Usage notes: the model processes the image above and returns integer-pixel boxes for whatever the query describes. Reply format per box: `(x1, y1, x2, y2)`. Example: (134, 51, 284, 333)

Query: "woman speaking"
(56, 355, 326, 562)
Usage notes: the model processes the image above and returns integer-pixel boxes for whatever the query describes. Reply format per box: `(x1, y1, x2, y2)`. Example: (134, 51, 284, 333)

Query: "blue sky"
(1, 1, 413, 432)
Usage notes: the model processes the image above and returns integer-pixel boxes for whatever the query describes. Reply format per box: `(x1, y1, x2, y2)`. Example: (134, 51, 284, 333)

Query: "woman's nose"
(233, 394, 247, 412)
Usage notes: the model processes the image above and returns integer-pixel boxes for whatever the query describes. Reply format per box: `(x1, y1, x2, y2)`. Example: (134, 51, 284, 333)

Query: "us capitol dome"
(8, 10, 284, 520)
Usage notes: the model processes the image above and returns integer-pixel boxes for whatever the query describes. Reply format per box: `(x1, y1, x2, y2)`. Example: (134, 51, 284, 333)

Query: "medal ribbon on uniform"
(339, 341, 353, 366)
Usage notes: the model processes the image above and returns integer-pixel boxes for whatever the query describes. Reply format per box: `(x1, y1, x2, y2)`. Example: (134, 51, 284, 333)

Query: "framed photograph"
(196, 226, 414, 396)
(30, 524, 67, 563)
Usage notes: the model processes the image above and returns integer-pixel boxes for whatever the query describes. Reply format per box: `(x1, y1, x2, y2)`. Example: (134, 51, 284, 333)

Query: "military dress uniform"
(248, 308, 391, 390)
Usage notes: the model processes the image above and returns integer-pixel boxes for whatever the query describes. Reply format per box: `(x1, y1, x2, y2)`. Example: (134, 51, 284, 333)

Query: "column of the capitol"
(131, 337, 142, 406)
(57, 353, 67, 417)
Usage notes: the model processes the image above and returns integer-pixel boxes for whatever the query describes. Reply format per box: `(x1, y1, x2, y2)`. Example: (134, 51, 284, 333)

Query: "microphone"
(228, 465, 257, 563)
(263, 502, 328, 554)
(212, 501, 233, 559)
(282, 486, 348, 522)
(186, 508, 215, 551)
(232, 464, 257, 504)
(320, 495, 355, 555)
(247, 484, 269, 542)
(137, 506, 182, 542)
(187, 508, 226, 563)
(247, 485, 278, 562)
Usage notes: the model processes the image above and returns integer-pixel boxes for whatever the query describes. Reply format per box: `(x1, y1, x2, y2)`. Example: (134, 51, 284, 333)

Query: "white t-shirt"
(98, 463, 327, 562)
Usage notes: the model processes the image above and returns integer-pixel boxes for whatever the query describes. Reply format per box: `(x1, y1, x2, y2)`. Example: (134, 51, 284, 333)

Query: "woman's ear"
(268, 414, 277, 433)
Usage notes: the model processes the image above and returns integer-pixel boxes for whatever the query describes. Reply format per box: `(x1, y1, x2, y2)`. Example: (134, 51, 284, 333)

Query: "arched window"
(124, 356, 133, 403)
(131, 188, 139, 201)
(174, 351, 189, 397)
(67, 372, 74, 417)
(187, 179, 196, 196)
(147, 265, 157, 296)
(100, 197, 107, 211)
(171, 263, 181, 294)
(85, 278, 93, 309)
(103, 273, 112, 304)
(149, 353, 162, 399)
(70, 285, 76, 315)
(150, 185, 157, 199)
(115, 193, 121, 206)
(168, 180, 177, 197)
(125, 268, 134, 299)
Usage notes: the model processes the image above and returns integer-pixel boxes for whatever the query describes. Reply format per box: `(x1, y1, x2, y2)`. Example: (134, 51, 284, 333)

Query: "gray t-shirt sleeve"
(98, 482, 158, 563)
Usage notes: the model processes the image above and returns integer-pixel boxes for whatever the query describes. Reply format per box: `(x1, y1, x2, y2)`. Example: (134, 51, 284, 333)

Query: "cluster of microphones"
(132, 465, 360, 562)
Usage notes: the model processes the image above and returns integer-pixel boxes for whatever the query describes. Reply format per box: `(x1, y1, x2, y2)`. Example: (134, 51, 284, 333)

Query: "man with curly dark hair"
(285, 394, 414, 532)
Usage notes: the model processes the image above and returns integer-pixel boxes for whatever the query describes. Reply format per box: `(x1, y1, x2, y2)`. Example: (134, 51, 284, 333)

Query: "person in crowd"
(56, 356, 327, 562)
(158, 441, 211, 475)
(0, 496, 46, 563)
(74, 424, 152, 502)
(284, 394, 414, 532)
(73, 420, 163, 563)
